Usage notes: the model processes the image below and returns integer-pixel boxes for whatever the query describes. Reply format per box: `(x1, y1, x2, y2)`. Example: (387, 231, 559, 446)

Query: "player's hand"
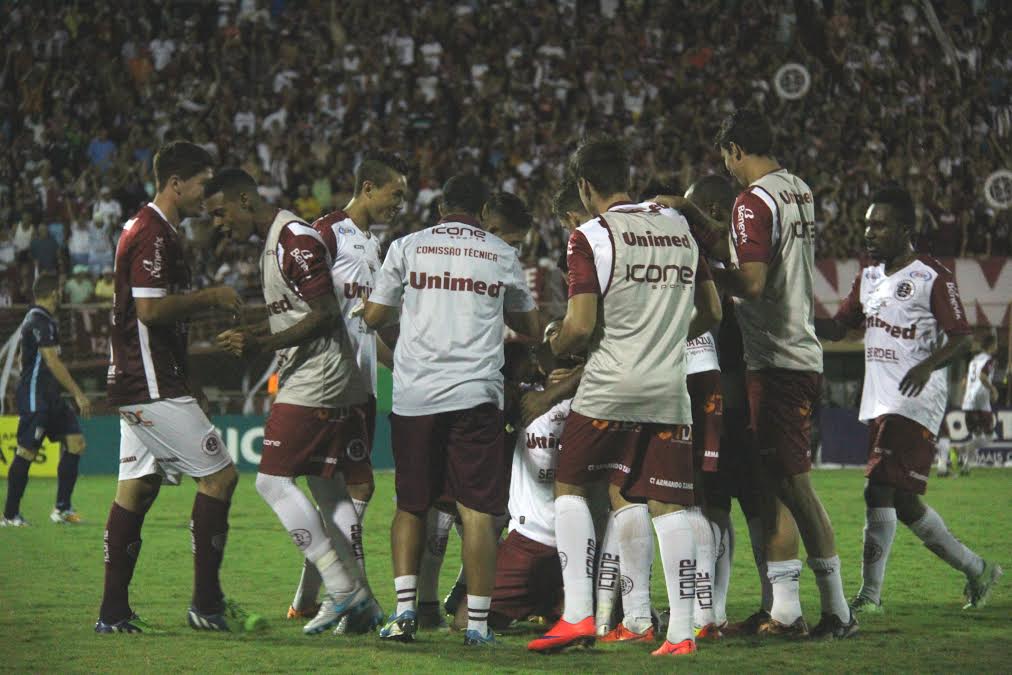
(74, 393, 92, 419)
(205, 287, 243, 314)
(651, 194, 689, 210)
(899, 362, 933, 397)
(217, 328, 256, 357)
(543, 320, 562, 344)
(547, 367, 581, 386)
(350, 301, 366, 319)
(521, 389, 553, 426)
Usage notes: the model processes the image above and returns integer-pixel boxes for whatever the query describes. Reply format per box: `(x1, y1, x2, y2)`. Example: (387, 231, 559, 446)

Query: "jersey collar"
(606, 200, 637, 211)
(437, 213, 482, 227)
(146, 202, 177, 233)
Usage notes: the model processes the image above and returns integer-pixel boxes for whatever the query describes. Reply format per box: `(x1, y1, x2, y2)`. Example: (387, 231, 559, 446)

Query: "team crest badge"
(202, 432, 222, 456)
(894, 279, 915, 300)
(346, 438, 368, 462)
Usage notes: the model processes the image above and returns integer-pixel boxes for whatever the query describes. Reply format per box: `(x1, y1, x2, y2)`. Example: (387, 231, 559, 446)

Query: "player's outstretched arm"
(687, 278, 722, 341)
(505, 309, 542, 340)
(39, 347, 91, 418)
(136, 286, 242, 326)
(521, 366, 583, 426)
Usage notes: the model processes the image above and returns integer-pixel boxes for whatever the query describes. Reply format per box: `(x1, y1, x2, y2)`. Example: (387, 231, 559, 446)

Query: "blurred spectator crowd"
(1, 0, 1010, 306)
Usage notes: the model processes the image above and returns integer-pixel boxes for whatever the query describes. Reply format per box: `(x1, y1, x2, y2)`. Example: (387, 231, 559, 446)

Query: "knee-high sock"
(418, 508, 455, 604)
(614, 503, 654, 634)
(555, 495, 596, 623)
(712, 519, 732, 626)
(594, 510, 622, 633)
(908, 506, 985, 577)
(652, 510, 695, 644)
(3, 454, 30, 519)
(807, 555, 849, 622)
(858, 507, 897, 603)
(688, 509, 715, 630)
(308, 474, 368, 581)
(191, 492, 231, 614)
(99, 502, 145, 623)
(746, 516, 773, 612)
(56, 450, 81, 512)
(767, 559, 803, 624)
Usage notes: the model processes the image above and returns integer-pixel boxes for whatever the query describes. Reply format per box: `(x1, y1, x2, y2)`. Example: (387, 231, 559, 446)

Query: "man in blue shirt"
(3, 274, 91, 526)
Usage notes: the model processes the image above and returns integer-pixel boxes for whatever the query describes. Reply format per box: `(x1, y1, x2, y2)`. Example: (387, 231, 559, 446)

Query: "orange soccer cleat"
(286, 603, 321, 620)
(651, 638, 697, 656)
(694, 622, 724, 640)
(599, 623, 656, 643)
(527, 616, 596, 653)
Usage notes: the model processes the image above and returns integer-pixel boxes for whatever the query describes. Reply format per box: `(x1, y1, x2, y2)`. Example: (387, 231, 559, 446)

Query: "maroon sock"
(191, 492, 230, 614)
(99, 502, 145, 623)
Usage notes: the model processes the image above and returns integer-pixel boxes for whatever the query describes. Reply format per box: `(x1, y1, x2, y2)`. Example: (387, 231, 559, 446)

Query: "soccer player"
(2, 273, 91, 527)
(816, 186, 1003, 612)
(951, 334, 1000, 474)
(528, 138, 721, 656)
(208, 168, 379, 635)
(362, 173, 540, 646)
(96, 141, 255, 634)
(284, 153, 407, 623)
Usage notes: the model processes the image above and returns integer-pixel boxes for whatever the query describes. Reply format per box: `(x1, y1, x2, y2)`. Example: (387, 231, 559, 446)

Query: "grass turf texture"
(2, 469, 1008, 673)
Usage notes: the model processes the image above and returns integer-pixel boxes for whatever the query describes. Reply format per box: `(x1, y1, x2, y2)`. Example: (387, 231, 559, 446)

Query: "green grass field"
(2, 469, 1008, 673)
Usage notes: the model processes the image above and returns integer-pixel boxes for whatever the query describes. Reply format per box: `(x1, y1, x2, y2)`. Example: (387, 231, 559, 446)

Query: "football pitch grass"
(2, 469, 1008, 673)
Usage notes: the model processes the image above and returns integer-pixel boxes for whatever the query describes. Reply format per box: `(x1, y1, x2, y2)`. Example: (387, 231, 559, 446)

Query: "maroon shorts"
(259, 402, 368, 479)
(489, 530, 563, 627)
(745, 369, 821, 477)
(390, 403, 505, 515)
(964, 410, 995, 436)
(688, 370, 723, 474)
(865, 414, 936, 495)
(557, 411, 695, 506)
(342, 396, 377, 486)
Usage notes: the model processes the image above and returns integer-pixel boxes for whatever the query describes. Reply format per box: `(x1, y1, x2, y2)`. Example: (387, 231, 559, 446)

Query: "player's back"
(962, 352, 993, 411)
(107, 203, 191, 406)
(16, 306, 60, 412)
(572, 201, 702, 424)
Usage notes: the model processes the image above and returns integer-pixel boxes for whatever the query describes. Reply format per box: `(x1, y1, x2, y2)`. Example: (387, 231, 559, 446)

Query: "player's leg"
(707, 504, 732, 629)
(190, 463, 239, 618)
(4, 412, 48, 525)
(852, 481, 897, 612)
(53, 433, 86, 522)
(594, 508, 622, 635)
(600, 484, 655, 642)
(417, 507, 455, 628)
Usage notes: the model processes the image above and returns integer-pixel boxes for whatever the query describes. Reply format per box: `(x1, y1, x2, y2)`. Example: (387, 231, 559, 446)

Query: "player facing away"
(3, 273, 91, 527)
(528, 138, 722, 656)
(96, 142, 256, 634)
(362, 173, 540, 646)
(951, 334, 1000, 473)
(816, 187, 1003, 612)
(208, 169, 380, 635)
(285, 154, 407, 624)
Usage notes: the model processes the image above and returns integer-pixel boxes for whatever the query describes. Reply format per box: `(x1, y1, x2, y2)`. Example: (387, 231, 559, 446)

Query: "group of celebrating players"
(3, 106, 1001, 655)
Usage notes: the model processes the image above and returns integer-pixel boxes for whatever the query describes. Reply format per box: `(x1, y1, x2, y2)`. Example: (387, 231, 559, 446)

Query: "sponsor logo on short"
(263, 438, 281, 447)
(346, 438, 368, 462)
(290, 529, 312, 549)
(120, 410, 154, 427)
(120, 456, 137, 463)
(894, 279, 915, 300)
(907, 469, 928, 483)
(587, 462, 631, 473)
(202, 432, 222, 456)
(648, 476, 693, 490)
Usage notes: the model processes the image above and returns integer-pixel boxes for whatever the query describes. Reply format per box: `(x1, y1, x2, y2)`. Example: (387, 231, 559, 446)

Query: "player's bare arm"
(39, 346, 91, 418)
(814, 317, 850, 342)
(711, 261, 767, 301)
(136, 286, 242, 326)
(521, 366, 583, 426)
(652, 195, 731, 261)
(361, 300, 398, 330)
(687, 278, 722, 341)
(218, 293, 342, 357)
(979, 370, 998, 402)
(549, 293, 596, 356)
(505, 309, 542, 339)
(899, 334, 972, 397)
(377, 335, 394, 370)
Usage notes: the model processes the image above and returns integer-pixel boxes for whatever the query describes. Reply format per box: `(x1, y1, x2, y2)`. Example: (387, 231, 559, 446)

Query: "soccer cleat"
(443, 582, 466, 617)
(417, 601, 447, 629)
(599, 623, 656, 643)
(849, 594, 884, 614)
(379, 609, 418, 642)
(757, 616, 809, 639)
(463, 628, 496, 646)
(50, 508, 82, 524)
(0, 514, 30, 527)
(303, 586, 371, 635)
(287, 603, 321, 620)
(95, 613, 160, 634)
(722, 609, 770, 636)
(810, 611, 859, 640)
(335, 596, 385, 635)
(694, 622, 723, 640)
(527, 616, 596, 653)
(651, 638, 697, 656)
(963, 560, 1003, 609)
(189, 599, 267, 632)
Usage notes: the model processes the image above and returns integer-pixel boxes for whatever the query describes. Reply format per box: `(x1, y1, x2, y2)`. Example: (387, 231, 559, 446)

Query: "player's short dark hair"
(205, 167, 258, 198)
(442, 173, 490, 216)
(638, 180, 681, 203)
(686, 175, 736, 213)
(714, 108, 773, 157)
(870, 186, 916, 227)
(354, 152, 409, 195)
(33, 273, 60, 301)
(153, 141, 214, 192)
(568, 137, 629, 196)
(485, 191, 532, 234)
(552, 179, 584, 218)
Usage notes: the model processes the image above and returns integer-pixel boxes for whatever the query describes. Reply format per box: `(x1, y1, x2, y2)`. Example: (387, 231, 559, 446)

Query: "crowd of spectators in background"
(1, 0, 1010, 306)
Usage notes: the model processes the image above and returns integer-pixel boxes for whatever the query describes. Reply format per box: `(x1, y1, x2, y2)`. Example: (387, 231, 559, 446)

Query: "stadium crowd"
(2, 0, 1011, 306)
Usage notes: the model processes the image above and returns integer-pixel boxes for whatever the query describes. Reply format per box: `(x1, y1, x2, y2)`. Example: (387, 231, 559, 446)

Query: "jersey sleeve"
(730, 191, 775, 265)
(928, 273, 972, 336)
(129, 225, 169, 298)
(833, 272, 865, 329)
(369, 240, 405, 307)
(566, 229, 600, 297)
(277, 222, 334, 301)
(31, 315, 59, 347)
(504, 250, 537, 313)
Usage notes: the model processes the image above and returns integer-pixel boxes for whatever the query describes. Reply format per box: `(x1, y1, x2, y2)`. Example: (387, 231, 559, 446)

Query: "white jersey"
(370, 216, 536, 415)
(508, 393, 572, 548)
(834, 256, 971, 434)
(261, 210, 366, 409)
(313, 210, 383, 395)
(686, 258, 721, 375)
(962, 352, 994, 411)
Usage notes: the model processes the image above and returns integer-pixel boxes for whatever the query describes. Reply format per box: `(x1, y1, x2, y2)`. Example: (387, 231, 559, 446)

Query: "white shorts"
(118, 397, 231, 484)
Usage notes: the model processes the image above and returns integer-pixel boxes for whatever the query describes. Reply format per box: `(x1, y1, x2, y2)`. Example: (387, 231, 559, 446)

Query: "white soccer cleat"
(50, 508, 83, 524)
(1, 514, 30, 527)
(303, 585, 371, 635)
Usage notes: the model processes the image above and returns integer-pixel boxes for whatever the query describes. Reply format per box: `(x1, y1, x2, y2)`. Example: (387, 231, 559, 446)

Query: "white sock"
(466, 594, 491, 635)
(255, 473, 355, 597)
(908, 507, 985, 577)
(307, 476, 365, 586)
(858, 507, 897, 603)
(555, 495, 596, 623)
(808, 555, 850, 622)
(614, 503, 654, 634)
(687, 509, 715, 630)
(747, 516, 772, 611)
(418, 509, 455, 603)
(936, 438, 950, 471)
(292, 558, 323, 610)
(767, 559, 803, 624)
(712, 519, 732, 626)
(652, 510, 696, 644)
(594, 510, 622, 633)
(394, 575, 418, 615)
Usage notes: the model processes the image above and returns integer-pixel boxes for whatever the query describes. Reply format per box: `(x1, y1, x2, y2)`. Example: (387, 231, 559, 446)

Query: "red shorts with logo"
(489, 530, 563, 628)
(688, 370, 723, 474)
(865, 414, 936, 495)
(964, 410, 995, 436)
(259, 402, 369, 478)
(342, 395, 377, 486)
(557, 411, 695, 506)
(745, 369, 821, 477)
(390, 403, 505, 515)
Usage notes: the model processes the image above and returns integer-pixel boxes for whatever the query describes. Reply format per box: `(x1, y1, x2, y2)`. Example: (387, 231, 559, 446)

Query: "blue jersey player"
(3, 273, 91, 526)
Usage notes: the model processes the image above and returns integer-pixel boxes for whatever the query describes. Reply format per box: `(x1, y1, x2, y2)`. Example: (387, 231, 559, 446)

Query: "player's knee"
(893, 491, 925, 524)
(199, 464, 238, 500)
(554, 481, 587, 499)
(647, 499, 685, 518)
(255, 472, 293, 502)
(347, 479, 374, 503)
(15, 446, 37, 461)
(65, 435, 86, 455)
(863, 482, 893, 508)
